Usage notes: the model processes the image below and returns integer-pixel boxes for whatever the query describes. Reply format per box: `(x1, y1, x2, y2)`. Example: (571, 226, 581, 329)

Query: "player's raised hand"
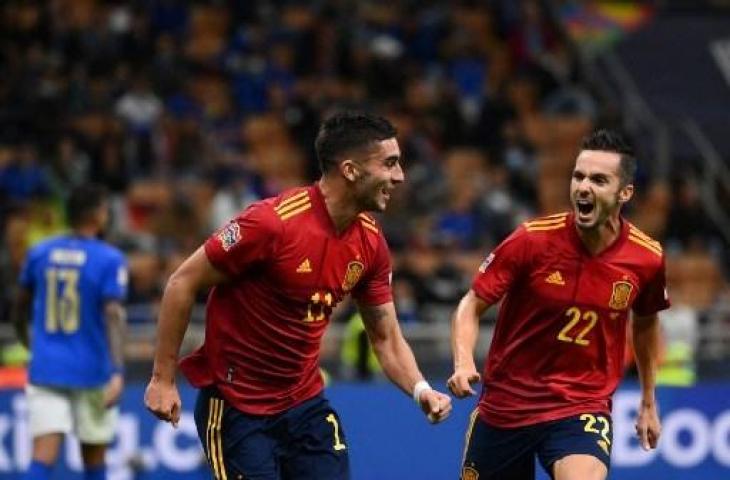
(447, 367, 481, 398)
(635, 401, 661, 450)
(144, 377, 182, 428)
(418, 389, 452, 424)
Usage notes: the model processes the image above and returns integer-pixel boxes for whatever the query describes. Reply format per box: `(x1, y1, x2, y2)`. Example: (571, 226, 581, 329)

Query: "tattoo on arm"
(105, 302, 127, 370)
(360, 304, 389, 322)
(358, 303, 393, 341)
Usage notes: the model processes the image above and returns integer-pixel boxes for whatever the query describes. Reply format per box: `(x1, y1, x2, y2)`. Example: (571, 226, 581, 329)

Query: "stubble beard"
(355, 177, 388, 213)
(575, 194, 621, 233)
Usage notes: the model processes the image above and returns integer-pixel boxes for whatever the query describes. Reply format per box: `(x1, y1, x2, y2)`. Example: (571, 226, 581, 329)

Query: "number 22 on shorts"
(580, 413, 611, 446)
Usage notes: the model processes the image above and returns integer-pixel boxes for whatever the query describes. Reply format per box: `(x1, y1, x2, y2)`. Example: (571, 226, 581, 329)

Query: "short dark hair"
(581, 129, 636, 186)
(315, 111, 398, 174)
(66, 184, 108, 227)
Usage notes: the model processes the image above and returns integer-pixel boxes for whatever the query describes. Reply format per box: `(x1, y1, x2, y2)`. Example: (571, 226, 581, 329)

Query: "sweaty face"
(352, 138, 405, 212)
(570, 150, 630, 230)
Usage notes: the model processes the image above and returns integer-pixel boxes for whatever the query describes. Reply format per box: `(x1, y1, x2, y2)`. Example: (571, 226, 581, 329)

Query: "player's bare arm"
(357, 300, 452, 424)
(632, 312, 662, 450)
(144, 246, 229, 426)
(448, 290, 488, 398)
(104, 301, 127, 407)
(11, 286, 32, 349)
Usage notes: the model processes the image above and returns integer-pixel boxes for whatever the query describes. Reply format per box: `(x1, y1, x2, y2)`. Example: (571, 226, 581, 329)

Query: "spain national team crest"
(218, 222, 241, 251)
(342, 261, 365, 291)
(609, 281, 633, 310)
(462, 466, 479, 480)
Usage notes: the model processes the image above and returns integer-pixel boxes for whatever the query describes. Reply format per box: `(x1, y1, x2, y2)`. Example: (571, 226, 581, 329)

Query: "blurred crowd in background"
(0, 0, 728, 378)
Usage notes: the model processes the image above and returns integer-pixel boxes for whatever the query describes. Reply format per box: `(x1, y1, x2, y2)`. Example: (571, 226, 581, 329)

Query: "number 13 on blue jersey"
(44, 267, 81, 334)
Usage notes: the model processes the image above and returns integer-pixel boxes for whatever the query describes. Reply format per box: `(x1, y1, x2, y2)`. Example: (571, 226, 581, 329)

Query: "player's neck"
(576, 214, 622, 256)
(318, 178, 359, 234)
(72, 224, 100, 239)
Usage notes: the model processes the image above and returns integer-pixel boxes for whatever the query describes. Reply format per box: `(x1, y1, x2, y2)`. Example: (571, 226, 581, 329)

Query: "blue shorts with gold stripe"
(460, 410, 613, 480)
(193, 387, 350, 480)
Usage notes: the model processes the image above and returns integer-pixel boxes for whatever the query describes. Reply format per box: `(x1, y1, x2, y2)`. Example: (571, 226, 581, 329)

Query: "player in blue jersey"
(12, 184, 128, 480)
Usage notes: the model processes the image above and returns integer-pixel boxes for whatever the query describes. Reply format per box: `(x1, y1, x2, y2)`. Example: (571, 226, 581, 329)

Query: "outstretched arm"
(448, 290, 489, 398)
(144, 246, 228, 426)
(632, 312, 661, 450)
(357, 301, 452, 423)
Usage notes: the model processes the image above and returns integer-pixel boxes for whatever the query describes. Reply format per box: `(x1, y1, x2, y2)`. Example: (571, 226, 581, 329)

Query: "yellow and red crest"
(342, 261, 365, 292)
(609, 281, 633, 310)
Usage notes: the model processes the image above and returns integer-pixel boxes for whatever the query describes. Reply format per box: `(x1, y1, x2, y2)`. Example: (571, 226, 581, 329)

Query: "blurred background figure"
(11, 184, 127, 480)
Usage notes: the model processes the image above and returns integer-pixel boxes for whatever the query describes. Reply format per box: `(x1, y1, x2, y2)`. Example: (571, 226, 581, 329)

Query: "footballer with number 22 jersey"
(451, 130, 666, 480)
(473, 212, 669, 428)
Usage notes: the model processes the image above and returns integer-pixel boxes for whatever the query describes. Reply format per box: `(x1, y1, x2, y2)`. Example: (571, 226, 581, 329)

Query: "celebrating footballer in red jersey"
(144, 112, 451, 480)
(181, 185, 393, 415)
(449, 130, 668, 480)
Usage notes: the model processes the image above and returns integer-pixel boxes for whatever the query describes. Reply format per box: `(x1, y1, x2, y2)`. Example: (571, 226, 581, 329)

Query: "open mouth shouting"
(575, 197, 596, 224)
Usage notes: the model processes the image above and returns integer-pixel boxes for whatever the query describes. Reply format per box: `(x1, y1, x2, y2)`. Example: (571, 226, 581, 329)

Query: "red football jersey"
(472, 212, 670, 428)
(179, 184, 393, 414)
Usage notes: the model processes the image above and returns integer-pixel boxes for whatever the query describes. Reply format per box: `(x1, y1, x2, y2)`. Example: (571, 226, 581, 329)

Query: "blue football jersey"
(19, 235, 128, 387)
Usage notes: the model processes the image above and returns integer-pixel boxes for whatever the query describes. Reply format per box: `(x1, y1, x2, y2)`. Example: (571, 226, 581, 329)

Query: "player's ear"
(618, 183, 634, 204)
(341, 160, 360, 182)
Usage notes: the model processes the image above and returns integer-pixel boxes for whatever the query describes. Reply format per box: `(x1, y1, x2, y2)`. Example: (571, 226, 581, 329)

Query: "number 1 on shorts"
(326, 413, 347, 451)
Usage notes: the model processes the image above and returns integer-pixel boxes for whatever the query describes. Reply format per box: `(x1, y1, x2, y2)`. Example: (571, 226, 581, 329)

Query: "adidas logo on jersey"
(545, 271, 565, 285)
(296, 259, 312, 273)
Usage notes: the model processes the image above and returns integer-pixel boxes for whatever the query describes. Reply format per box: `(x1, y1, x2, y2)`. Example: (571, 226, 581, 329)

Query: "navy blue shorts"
(460, 410, 613, 480)
(194, 387, 350, 480)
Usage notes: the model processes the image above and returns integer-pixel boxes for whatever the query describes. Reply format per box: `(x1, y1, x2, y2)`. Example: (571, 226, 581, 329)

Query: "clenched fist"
(447, 367, 482, 398)
(144, 377, 182, 428)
